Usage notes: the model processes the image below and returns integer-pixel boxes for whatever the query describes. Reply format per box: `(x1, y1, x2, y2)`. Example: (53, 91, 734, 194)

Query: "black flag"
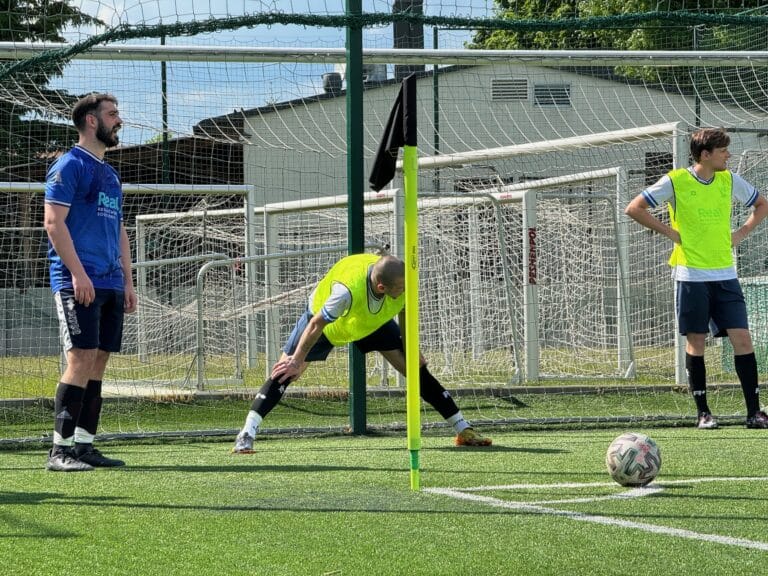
(368, 73, 417, 192)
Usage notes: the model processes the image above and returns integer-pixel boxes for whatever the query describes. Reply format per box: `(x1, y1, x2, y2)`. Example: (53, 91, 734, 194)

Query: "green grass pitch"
(1, 427, 766, 575)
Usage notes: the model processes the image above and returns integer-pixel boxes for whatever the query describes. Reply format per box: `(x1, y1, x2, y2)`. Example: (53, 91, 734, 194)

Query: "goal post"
(409, 122, 686, 381)
(130, 123, 685, 387)
(492, 168, 636, 380)
(133, 184, 255, 384)
(239, 168, 656, 383)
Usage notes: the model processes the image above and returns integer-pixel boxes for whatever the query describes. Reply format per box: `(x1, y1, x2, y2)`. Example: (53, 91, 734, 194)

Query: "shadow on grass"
(124, 463, 408, 473)
(3, 489, 767, 525)
(430, 445, 568, 454)
(119, 463, 599, 477)
(651, 486, 768, 503)
(239, 441, 569, 455)
(0, 490, 129, 505)
(0, 492, 129, 539)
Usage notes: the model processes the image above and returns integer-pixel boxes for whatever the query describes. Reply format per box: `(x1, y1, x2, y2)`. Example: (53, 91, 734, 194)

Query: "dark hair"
(372, 255, 404, 287)
(690, 128, 730, 162)
(71, 93, 118, 131)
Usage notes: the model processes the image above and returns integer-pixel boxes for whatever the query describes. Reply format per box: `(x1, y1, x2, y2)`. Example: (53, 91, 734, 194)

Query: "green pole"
(346, 0, 366, 434)
(161, 33, 169, 184)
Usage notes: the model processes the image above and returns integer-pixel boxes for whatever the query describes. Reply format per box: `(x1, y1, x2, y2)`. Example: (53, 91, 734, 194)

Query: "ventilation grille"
(533, 84, 572, 106)
(491, 78, 528, 101)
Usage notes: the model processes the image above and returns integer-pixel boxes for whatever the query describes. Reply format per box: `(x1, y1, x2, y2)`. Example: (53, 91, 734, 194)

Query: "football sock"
(75, 379, 103, 440)
(446, 411, 471, 434)
(249, 377, 291, 420)
(734, 352, 760, 418)
(419, 365, 460, 420)
(685, 353, 710, 415)
(74, 428, 96, 445)
(243, 410, 263, 437)
(53, 383, 85, 447)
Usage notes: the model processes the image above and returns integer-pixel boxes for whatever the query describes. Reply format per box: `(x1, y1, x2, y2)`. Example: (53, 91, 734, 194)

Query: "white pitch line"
(425, 477, 768, 552)
(450, 476, 768, 492)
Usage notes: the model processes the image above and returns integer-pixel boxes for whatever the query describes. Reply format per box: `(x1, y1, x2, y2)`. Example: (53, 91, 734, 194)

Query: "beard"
(96, 120, 120, 147)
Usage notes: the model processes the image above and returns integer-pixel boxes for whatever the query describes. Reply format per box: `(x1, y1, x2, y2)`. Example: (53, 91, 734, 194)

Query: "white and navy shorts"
(54, 288, 125, 352)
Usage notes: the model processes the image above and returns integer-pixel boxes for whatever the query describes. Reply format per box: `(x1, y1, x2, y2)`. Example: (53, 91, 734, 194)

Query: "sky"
(46, 0, 495, 145)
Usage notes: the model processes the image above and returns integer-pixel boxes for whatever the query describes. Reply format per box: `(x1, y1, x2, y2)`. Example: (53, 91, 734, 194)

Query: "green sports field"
(1, 426, 766, 575)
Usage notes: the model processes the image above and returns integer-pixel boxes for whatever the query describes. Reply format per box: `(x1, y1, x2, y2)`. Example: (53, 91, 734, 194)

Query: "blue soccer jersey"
(45, 145, 125, 292)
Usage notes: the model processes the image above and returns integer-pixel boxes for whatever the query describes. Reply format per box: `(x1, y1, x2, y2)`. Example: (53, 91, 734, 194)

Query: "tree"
(471, 1, 768, 107)
(0, 2, 102, 289)
(472, 1, 768, 53)
(0, 2, 103, 180)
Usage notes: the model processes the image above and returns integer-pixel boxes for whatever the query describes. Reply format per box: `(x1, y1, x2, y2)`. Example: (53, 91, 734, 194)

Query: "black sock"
(734, 353, 760, 418)
(76, 379, 103, 437)
(419, 365, 460, 419)
(53, 383, 85, 447)
(250, 378, 291, 418)
(686, 353, 710, 415)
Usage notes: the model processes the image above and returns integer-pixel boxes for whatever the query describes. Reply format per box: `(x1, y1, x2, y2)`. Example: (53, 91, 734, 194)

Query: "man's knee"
(728, 329, 754, 354)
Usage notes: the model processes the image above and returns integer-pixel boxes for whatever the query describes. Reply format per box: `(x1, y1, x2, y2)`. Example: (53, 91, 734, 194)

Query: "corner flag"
(369, 73, 417, 192)
(369, 74, 421, 491)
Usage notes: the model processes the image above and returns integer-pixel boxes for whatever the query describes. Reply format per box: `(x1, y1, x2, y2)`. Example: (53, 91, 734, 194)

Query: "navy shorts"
(283, 310, 403, 362)
(54, 288, 125, 352)
(676, 279, 748, 337)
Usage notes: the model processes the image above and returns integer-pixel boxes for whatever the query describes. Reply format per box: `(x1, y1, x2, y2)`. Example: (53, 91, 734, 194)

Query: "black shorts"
(676, 279, 749, 337)
(283, 311, 403, 362)
(54, 288, 125, 352)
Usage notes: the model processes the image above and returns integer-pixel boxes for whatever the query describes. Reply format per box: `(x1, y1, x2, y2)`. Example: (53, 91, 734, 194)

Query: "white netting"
(4, 2, 768, 440)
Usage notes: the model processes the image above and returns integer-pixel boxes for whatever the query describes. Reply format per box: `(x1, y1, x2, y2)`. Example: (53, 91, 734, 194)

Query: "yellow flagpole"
(403, 143, 420, 491)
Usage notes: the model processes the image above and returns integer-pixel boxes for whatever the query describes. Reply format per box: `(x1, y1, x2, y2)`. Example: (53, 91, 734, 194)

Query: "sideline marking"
(425, 476, 768, 552)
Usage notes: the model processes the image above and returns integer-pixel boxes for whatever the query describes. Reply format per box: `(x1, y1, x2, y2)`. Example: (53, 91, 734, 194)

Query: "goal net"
(104, 127, 679, 436)
(132, 134, 668, 389)
(5, 2, 768, 443)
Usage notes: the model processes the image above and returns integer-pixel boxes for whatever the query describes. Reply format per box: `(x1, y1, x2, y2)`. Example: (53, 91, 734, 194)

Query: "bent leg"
(379, 349, 491, 445)
(234, 354, 309, 453)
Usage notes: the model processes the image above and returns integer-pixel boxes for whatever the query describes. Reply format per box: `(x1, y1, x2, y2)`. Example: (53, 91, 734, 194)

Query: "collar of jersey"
(687, 165, 714, 185)
(73, 145, 105, 164)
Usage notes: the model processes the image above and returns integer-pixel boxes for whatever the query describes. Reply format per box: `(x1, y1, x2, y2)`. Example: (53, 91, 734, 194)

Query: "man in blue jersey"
(625, 127, 768, 430)
(232, 253, 492, 453)
(43, 93, 137, 471)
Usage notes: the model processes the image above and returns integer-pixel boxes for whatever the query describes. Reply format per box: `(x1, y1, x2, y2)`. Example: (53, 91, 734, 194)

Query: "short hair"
(690, 128, 730, 162)
(72, 93, 118, 131)
(372, 255, 404, 287)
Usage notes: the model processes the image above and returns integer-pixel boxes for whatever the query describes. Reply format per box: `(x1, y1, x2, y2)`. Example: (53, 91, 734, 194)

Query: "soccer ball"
(605, 432, 661, 487)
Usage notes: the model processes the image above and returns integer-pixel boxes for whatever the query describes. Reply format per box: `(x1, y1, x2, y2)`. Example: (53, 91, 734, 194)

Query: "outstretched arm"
(271, 312, 329, 383)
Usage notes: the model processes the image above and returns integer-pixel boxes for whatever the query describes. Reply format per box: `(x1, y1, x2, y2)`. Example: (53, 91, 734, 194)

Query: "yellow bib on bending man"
(311, 254, 405, 346)
(667, 168, 733, 269)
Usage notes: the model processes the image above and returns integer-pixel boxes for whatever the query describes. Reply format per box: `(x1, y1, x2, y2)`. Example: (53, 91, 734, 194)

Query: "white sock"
(74, 426, 95, 444)
(243, 410, 263, 437)
(52, 432, 73, 446)
(446, 411, 471, 434)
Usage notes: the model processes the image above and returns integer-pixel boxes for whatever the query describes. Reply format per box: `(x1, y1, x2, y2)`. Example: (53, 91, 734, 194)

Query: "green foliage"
(0, 2, 103, 180)
(473, 1, 768, 52)
(0, 1, 99, 42)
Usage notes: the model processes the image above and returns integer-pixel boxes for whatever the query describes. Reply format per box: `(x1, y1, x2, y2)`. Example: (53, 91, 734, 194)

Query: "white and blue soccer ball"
(605, 432, 661, 487)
